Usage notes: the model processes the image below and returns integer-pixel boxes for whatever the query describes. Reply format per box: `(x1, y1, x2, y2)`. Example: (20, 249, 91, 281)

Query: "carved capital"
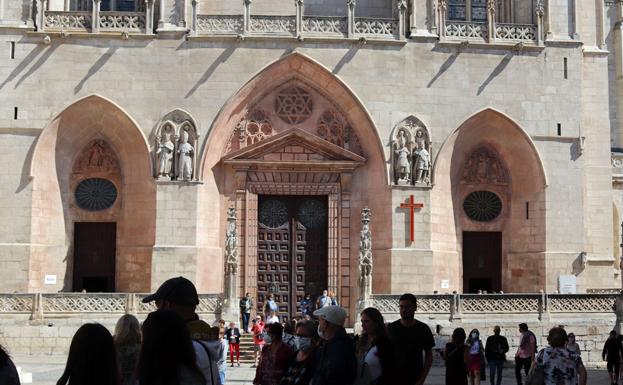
(397, 0, 407, 11)
(535, 0, 545, 16)
(438, 0, 447, 11)
(244, 0, 252, 5)
(347, 0, 356, 9)
(487, 0, 496, 13)
(295, 0, 303, 5)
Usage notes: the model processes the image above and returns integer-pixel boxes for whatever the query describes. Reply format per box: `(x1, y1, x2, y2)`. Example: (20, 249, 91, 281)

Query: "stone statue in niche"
(461, 147, 508, 185)
(73, 139, 120, 174)
(156, 131, 175, 180)
(413, 140, 431, 185)
(358, 207, 373, 301)
(225, 207, 238, 275)
(391, 118, 432, 187)
(176, 130, 194, 181)
(393, 128, 412, 185)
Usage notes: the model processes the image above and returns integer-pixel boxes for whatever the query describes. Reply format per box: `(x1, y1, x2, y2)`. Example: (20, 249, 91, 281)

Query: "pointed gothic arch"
(29, 94, 155, 292)
(198, 52, 391, 318)
(431, 108, 547, 293)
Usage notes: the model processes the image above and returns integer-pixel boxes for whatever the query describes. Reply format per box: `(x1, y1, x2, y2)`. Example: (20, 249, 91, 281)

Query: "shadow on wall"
(74, 47, 118, 94)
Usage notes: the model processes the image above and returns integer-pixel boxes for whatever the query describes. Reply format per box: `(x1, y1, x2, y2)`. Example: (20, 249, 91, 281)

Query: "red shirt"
(252, 322, 265, 345)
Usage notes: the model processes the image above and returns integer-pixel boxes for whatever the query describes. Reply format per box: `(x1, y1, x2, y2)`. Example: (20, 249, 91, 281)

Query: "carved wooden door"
(73, 222, 116, 292)
(257, 196, 327, 321)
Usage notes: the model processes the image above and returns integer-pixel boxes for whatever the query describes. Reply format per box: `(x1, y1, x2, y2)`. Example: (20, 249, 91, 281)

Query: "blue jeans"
(219, 367, 226, 385)
(241, 312, 250, 331)
(489, 359, 504, 385)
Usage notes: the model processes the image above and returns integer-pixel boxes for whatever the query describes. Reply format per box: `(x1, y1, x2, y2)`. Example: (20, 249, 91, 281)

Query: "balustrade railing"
(370, 293, 617, 318)
(495, 23, 537, 42)
(249, 15, 296, 35)
(302, 16, 347, 36)
(444, 20, 487, 40)
(354, 17, 398, 38)
(99, 11, 146, 32)
(0, 293, 222, 319)
(44, 11, 92, 31)
(196, 15, 243, 34)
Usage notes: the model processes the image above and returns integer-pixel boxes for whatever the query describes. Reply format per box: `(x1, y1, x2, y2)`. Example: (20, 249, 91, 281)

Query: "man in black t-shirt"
(387, 293, 435, 385)
(485, 325, 509, 385)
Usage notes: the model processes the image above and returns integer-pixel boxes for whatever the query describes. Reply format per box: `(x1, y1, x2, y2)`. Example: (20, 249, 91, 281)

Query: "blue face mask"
(295, 336, 312, 352)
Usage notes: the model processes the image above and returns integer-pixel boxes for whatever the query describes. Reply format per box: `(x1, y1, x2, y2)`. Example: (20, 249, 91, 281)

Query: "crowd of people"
(0, 279, 615, 385)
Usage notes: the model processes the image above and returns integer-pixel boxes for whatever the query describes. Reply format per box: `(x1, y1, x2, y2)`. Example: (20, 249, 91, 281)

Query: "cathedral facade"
(0, 0, 620, 320)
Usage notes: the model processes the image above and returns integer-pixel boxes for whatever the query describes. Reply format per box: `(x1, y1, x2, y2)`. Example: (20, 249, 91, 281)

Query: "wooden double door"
(257, 196, 328, 321)
(73, 222, 116, 292)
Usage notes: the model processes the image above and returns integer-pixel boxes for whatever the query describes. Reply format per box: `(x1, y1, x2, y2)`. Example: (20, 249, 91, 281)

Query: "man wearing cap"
(142, 276, 223, 385)
(311, 305, 357, 385)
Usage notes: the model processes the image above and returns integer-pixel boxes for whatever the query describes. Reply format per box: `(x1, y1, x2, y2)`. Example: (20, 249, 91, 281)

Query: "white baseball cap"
(313, 306, 347, 326)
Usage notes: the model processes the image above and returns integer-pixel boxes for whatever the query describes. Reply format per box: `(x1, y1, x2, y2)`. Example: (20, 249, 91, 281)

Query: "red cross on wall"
(399, 195, 424, 243)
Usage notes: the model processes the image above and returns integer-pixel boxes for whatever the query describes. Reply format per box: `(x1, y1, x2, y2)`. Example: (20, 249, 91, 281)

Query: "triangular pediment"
(223, 128, 365, 171)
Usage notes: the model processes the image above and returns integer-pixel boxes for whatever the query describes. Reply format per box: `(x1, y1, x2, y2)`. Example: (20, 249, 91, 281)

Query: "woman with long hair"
(442, 328, 468, 385)
(114, 314, 141, 385)
(465, 328, 484, 385)
(56, 323, 120, 385)
(354, 307, 393, 385)
(0, 343, 20, 385)
(137, 310, 205, 385)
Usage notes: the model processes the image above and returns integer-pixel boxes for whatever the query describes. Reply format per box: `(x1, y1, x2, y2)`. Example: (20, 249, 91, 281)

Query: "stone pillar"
(92, 0, 101, 33)
(158, 0, 164, 28)
(347, 0, 356, 38)
(570, 0, 579, 39)
(355, 207, 373, 325)
(429, 0, 437, 35)
(535, 0, 544, 46)
(220, 207, 240, 323)
(295, 0, 303, 38)
(545, 0, 552, 39)
(145, 0, 153, 34)
(398, 0, 407, 40)
(191, 0, 197, 35)
(243, 0, 251, 35)
(36, 0, 47, 32)
(438, 0, 446, 38)
(64, 0, 70, 11)
(178, 0, 186, 28)
(486, 0, 495, 42)
(30, 293, 43, 321)
(614, 1, 623, 149)
(596, 0, 606, 49)
(408, 0, 416, 37)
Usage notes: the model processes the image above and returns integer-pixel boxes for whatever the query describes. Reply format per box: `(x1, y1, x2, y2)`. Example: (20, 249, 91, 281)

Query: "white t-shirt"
(354, 346, 382, 385)
(266, 314, 280, 324)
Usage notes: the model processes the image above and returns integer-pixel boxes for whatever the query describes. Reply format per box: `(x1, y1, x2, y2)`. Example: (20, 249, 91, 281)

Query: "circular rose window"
(75, 178, 117, 211)
(463, 191, 502, 222)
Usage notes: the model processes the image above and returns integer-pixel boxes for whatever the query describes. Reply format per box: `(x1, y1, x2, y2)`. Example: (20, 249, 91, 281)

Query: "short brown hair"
(399, 293, 417, 307)
(548, 327, 567, 348)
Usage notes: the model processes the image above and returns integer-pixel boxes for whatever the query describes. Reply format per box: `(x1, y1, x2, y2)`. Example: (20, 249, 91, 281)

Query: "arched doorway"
(200, 52, 389, 322)
(29, 94, 156, 292)
(432, 108, 547, 293)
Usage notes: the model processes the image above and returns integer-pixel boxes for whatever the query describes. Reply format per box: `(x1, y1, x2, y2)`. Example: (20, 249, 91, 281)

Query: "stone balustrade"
(370, 293, 617, 319)
(0, 293, 222, 319)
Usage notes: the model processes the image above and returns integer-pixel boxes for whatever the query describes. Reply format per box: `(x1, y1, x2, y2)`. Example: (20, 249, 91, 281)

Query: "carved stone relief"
(317, 109, 345, 147)
(73, 139, 120, 174)
(390, 117, 432, 187)
(460, 146, 508, 185)
(153, 110, 200, 181)
(274, 86, 313, 124)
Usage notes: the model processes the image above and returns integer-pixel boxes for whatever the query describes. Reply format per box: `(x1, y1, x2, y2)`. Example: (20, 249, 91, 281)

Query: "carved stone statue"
(177, 130, 194, 181)
(225, 207, 238, 275)
(461, 147, 508, 185)
(358, 207, 373, 301)
(156, 132, 175, 180)
(393, 129, 411, 185)
(73, 140, 120, 174)
(413, 140, 431, 185)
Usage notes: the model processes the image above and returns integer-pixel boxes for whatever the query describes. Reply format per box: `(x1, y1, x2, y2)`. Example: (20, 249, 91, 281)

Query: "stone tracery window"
(238, 109, 273, 147)
(274, 86, 313, 124)
(317, 109, 345, 147)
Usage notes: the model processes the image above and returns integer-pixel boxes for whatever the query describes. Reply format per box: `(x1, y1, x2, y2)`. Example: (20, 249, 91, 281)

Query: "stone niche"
(390, 116, 432, 187)
(153, 109, 200, 182)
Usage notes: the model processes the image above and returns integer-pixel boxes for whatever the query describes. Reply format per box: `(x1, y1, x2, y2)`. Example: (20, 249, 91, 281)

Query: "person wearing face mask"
(311, 305, 357, 385)
(316, 290, 331, 309)
(279, 320, 320, 385)
(253, 323, 295, 385)
(465, 329, 485, 385)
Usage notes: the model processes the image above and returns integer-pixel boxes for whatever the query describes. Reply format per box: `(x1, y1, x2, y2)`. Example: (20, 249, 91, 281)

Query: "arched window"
(447, 0, 514, 23)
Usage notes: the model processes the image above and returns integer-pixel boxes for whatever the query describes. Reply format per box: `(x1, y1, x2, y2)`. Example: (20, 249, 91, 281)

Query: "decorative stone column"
(397, 0, 407, 40)
(91, 0, 101, 33)
(596, 0, 605, 49)
(295, 0, 303, 39)
(571, 0, 580, 39)
(437, 0, 446, 39)
(535, 0, 544, 47)
(486, 0, 495, 43)
(347, 0, 356, 38)
(355, 207, 373, 332)
(158, 0, 165, 29)
(145, 0, 154, 34)
(36, 0, 48, 32)
(178, 0, 187, 28)
(243, 0, 252, 35)
(220, 207, 240, 323)
(191, 0, 198, 35)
